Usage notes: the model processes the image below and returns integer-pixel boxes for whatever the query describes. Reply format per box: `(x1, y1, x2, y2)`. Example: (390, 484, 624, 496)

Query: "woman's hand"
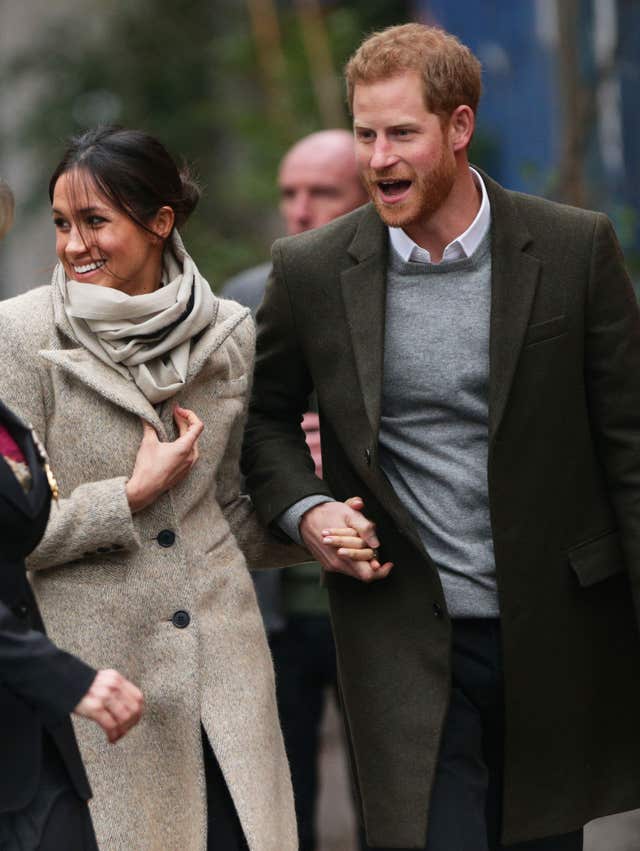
(74, 669, 144, 744)
(321, 527, 380, 562)
(125, 405, 203, 513)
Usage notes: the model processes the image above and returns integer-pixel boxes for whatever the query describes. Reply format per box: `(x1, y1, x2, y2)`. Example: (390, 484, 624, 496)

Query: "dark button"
(172, 610, 190, 629)
(157, 529, 176, 548)
(432, 602, 444, 619)
(97, 546, 111, 553)
(364, 448, 372, 466)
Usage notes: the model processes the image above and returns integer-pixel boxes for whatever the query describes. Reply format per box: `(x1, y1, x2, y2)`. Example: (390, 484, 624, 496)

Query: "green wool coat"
(243, 173, 640, 847)
(0, 284, 303, 851)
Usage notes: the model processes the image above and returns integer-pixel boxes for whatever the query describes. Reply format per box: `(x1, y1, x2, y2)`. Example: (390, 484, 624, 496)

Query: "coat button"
(157, 529, 176, 548)
(364, 448, 372, 466)
(432, 602, 444, 619)
(97, 546, 111, 553)
(172, 610, 190, 629)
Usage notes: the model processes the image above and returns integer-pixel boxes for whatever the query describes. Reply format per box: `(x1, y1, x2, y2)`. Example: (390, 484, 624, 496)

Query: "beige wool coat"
(0, 281, 302, 851)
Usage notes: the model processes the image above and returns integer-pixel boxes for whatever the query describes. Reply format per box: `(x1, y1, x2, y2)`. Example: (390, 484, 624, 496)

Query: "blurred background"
(1, 1, 639, 848)
(1, 0, 639, 298)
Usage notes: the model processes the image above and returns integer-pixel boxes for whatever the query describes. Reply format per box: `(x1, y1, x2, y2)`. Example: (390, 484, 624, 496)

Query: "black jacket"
(0, 398, 95, 812)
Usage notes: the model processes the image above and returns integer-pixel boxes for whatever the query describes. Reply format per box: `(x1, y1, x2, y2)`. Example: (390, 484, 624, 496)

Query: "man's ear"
(448, 105, 475, 153)
(151, 205, 175, 240)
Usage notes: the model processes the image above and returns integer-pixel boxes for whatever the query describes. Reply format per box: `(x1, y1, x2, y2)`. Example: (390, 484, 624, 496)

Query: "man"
(243, 23, 640, 851)
(224, 129, 368, 311)
(223, 130, 368, 851)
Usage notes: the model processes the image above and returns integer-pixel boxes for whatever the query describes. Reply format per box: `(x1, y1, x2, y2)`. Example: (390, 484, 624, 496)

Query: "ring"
(371, 549, 378, 559)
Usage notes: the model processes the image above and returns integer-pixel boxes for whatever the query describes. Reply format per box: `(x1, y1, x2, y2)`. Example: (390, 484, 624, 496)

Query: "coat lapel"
(340, 205, 389, 440)
(39, 346, 166, 435)
(484, 173, 541, 442)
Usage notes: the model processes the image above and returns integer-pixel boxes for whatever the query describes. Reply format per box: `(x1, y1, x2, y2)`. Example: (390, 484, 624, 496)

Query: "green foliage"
(3, 0, 409, 286)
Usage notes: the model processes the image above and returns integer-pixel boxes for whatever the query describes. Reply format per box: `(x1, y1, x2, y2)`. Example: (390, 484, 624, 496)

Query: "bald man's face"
(278, 142, 366, 235)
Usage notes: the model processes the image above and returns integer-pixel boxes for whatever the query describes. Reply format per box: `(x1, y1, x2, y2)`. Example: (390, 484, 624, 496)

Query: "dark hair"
(49, 126, 200, 233)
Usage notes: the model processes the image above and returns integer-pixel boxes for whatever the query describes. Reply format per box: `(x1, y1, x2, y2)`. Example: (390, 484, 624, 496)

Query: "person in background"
(0, 177, 143, 851)
(243, 22, 640, 851)
(223, 129, 368, 851)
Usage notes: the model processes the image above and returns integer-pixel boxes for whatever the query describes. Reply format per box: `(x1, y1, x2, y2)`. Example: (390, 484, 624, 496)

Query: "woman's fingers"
(322, 528, 357, 537)
(337, 547, 377, 561)
(141, 420, 159, 442)
(174, 405, 204, 452)
(323, 534, 369, 549)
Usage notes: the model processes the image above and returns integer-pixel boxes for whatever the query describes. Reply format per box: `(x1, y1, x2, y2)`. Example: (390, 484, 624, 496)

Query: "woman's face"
(52, 170, 172, 296)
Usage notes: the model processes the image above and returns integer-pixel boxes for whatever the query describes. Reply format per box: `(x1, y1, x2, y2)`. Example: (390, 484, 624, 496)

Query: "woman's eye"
(53, 217, 69, 230)
(87, 215, 106, 227)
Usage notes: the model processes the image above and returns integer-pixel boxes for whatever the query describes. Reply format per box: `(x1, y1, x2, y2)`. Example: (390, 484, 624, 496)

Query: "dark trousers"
(269, 614, 338, 851)
(366, 619, 583, 851)
(202, 727, 249, 851)
(38, 791, 98, 851)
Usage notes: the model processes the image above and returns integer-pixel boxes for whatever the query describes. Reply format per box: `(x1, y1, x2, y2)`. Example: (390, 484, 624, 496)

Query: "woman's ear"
(151, 206, 175, 241)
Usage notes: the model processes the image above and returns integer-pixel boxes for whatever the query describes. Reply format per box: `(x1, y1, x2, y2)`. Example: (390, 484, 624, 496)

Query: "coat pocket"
(524, 315, 568, 347)
(212, 374, 248, 398)
(568, 530, 625, 587)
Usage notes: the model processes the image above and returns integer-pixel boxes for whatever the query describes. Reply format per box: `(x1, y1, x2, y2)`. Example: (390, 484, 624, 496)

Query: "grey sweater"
(379, 231, 498, 617)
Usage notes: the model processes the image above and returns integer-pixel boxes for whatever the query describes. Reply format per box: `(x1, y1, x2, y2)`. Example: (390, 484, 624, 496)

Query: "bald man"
(224, 130, 367, 310)
(222, 131, 367, 851)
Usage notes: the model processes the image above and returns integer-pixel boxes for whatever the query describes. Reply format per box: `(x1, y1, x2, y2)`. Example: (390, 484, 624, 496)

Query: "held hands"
(74, 669, 144, 743)
(126, 405, 203, 513)
(300, 496, 393, 583)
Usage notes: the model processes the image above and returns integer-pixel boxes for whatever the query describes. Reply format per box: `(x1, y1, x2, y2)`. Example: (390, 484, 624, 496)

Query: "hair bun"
(175, 166, 201, 228)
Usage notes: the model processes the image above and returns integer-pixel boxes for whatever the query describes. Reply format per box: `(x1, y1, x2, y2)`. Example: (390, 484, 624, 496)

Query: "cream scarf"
(54, 232, 216, 403)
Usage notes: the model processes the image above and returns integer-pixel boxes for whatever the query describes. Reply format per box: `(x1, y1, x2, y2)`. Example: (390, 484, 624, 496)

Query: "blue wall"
(415, 0, 640, 273)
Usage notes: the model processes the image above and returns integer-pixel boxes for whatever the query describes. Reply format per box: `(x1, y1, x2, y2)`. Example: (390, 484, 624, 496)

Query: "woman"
(0, 177, 143, 850)
(0, 128, 317, 851)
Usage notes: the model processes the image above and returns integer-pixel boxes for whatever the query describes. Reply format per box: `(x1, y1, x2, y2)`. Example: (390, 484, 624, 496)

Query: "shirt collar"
(388, 167, 491, 264)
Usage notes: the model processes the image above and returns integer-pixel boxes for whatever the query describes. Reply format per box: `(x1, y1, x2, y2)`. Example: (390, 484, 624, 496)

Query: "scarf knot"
(54, 232, 216, 403)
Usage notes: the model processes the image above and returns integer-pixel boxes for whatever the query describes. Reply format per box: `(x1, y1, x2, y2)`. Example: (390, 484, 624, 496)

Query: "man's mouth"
(72, 259, 107, 275)
(376, 179, 412, 202)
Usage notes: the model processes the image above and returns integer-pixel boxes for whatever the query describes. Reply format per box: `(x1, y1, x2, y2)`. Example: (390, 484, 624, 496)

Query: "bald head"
(278, 129, 368, 235)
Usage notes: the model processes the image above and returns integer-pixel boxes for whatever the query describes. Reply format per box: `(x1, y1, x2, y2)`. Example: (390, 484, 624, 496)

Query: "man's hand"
(74, 669, 144, 743)
(299, 498, 393, 582)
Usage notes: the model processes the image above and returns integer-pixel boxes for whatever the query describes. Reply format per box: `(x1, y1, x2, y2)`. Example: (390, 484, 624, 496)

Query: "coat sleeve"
(0, 596, 96, 721)
(216, 312, 313, 569)
(241, 242, 334, 529)
(584, 214, 640, 616)
(0, 312, 140, 572)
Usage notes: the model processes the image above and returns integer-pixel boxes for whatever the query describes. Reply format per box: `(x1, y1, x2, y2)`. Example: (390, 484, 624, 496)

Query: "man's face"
(278, 146, 365, 236)
(353, 71, 457, 234)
